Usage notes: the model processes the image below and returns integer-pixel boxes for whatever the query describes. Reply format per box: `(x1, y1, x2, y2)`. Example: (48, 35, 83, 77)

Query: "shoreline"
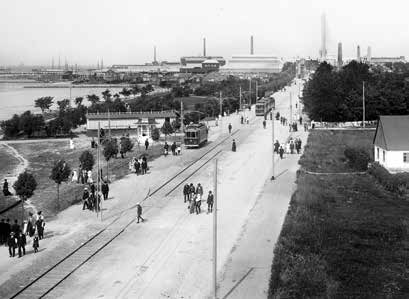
(23, 84, 133, 88)
(0, 143, 29, 185)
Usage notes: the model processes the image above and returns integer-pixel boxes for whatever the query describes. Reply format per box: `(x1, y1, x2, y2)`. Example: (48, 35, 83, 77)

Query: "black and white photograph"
(0, 0, 409, 298)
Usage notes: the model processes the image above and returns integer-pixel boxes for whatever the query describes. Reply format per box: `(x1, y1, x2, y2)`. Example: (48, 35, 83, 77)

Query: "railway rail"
(9, 129, 239, 299)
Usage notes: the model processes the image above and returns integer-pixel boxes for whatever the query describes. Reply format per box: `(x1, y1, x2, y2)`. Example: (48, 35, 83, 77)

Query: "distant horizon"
(1, 0, 409, 66)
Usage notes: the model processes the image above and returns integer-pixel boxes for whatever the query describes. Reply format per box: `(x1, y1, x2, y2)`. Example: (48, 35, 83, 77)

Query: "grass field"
(4, 138, 163, 220)
(269, 130, 409, 298)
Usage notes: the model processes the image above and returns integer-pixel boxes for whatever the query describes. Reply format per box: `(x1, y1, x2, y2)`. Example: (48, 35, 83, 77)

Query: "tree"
(1, 114, 20, 138)
(50, 160, 71, 209)
(103, 138, 118, 181)
(34, 96, 54, 113)
(87, 94, 100, 105)
(18, 111, 45, 137)
(13, 171, 37, 223)
(161, 121, 174, 141)
(79, 150, 95, 171)
(57, 99, 71, 112)
(119, 88, 131, 97)
(119, 136, 134, 158)
(102, 89, 112, 102)
(75, 97, 84, 107)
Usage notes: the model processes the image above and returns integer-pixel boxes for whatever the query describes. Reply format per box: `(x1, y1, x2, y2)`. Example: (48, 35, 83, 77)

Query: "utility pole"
(362, 81, 365, 128)
(97, 122, 100, 219)
(255, 80, 258, 102)
(249, 78, 252, 106)
(181, 100, 184, 141)
(271, 110, 275, 180)
(108, 109, 111, 138)
(219, 91, 222, 116)
(239, 86, 242, 111)
(290, 92, 293, 124)
(213, 159, 218, 299)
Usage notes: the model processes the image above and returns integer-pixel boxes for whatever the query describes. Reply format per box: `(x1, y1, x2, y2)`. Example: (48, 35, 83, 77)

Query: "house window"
(383, 150, 385, 162)
(404, 153, 409, 163)
(376, 148, 379, 160)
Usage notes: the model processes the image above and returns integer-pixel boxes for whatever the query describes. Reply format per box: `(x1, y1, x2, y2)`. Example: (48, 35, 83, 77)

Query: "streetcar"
(255, 96, 275, 116)
(184, 123, 208, 148)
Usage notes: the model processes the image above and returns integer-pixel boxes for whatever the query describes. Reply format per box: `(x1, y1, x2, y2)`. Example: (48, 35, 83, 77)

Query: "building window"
(404, 153, 409, 163)
(376, 148, 379, 160)
(383, 150, 385, 162)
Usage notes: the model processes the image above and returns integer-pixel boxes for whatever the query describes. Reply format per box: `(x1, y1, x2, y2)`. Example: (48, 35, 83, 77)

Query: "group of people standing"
(274, 137, 303, 159)
(129, 156, 149, 175)
(71, 168, 94, 185)
(0, 211, 44, 258)
(82, 180, 109, 211)
(163, 142, 181, 156)
(183, 183, 214, 215)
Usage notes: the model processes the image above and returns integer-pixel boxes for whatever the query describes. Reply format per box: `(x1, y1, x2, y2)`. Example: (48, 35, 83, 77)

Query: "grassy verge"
(7, 138, 164, 220)
(269, 130, 409, 298)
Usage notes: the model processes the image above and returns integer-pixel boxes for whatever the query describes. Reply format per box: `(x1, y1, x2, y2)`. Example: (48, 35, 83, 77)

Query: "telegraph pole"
(213, 159, 218, 299)
(362, 81, 365, 128)
(255, 80, 258, 102)
(97, 122, 100, 219)
(219, 91, 222, 116)
(271, 111, 275, 180)
(181, 100, 184, 141)
(290, 92, 293, 124)
(249, 78, 251, 106)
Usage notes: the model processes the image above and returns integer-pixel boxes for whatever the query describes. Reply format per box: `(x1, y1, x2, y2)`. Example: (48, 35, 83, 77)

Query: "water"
(0, 82, 122, 121)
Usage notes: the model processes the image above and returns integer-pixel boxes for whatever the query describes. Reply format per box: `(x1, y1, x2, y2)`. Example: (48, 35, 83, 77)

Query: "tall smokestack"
(367, 46, 371, 63)
(338, 42, 343, 68)
(250, 35, 254, 55)
(154, 46, 157, 63)
(203, 38, 206, 57)
(357, 45, 361, 62)
(320, 13, 327, 60)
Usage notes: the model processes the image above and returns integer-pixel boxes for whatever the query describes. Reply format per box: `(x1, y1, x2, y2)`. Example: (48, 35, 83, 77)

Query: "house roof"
(87, 110, 177, 120)
(374, 115, 409, 150)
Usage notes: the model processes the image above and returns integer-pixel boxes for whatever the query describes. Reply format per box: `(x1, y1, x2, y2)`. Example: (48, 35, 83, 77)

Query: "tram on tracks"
(184, 123, 208, 148)
(255, 96, 275, 116)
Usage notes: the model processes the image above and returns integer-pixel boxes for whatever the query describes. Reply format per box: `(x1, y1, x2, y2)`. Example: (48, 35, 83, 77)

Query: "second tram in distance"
(255, 96, 275, 116)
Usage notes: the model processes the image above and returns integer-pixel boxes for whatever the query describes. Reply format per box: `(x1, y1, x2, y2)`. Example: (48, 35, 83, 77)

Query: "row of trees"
(302, 61, 409, 122)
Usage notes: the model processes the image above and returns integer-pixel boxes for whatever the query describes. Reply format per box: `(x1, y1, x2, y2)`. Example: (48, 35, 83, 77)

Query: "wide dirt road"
(42, 80, 305, 299)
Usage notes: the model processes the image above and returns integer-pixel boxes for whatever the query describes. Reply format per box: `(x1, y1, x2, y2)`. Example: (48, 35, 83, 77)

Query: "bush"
(151, 128, 160, 141)
(344, 147, 371, 171)
(368, 162, 409, 195)
(79, 150, 94, 171)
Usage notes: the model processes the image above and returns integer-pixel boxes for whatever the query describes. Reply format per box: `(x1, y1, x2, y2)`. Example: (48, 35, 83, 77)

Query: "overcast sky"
(1, 0, 408, 66)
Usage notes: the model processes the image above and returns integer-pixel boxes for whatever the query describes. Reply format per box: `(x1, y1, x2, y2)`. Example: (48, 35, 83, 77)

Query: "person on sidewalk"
(196, 183, 203, 202)
(33, 235, 39, 253)
(3, 179, 12, 196)
(228, 123, 232, 134)
(36, 212, 45, 240)
(274, 140, 280, 153)
(290, 141, 295, 154)
(164, 142, 169, 156)
(101, 181, 109, 200)
(145, 139, 149, 150)
(17, 232, 26, 258)
(11, 219, 20, 235)
(207, 191, 214, 213)
(189, 183, 195, 202)
(232, 139, 237, 152)
(136, 203, 144, 223)
(263, 120, 266, 129)
(171, 142, 177, 155)
(82, 187, 90, 210)
(8, 232, 16, 257)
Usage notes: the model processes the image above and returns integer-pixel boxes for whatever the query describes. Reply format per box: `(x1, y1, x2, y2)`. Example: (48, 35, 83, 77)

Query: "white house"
(373, 115, 409, 173)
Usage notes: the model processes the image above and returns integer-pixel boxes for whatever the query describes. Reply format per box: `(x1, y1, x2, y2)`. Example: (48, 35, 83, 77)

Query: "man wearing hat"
(82, 187, 90, 210)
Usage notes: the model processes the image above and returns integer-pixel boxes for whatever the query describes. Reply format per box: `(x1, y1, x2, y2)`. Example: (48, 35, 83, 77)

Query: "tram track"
(9, 129, 240, 299)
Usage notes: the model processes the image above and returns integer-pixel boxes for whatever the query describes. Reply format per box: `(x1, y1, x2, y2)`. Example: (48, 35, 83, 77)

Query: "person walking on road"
(171, 142, 177, 155)
(195, 194, 201, 214)
(183, 184, 189, 203)
(8, 232, 16, 257)
(228, 123, 232, 134)
(263, 120, 266, 129)
(17, 232, 26, 257)
(232, 139, 237, 152)
(145, 138, 149, 151)
(36, 211, 45, 240)
(274, 140, 280, 153)
(189, 183, 195, 202)
(164, 142, 169, 156)
(101, 181, 109, 200)
(196, 183, 203, 201)
(207, 191, 214, 213)
(33, 235, 39, 253)
(136, 203, 145, 223)
(279, 145, 284, 159)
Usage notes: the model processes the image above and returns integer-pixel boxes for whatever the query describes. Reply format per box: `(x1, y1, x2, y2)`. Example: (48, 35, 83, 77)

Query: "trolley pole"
(362, 81, 365, 128)
(271, 111, 275, 181)
(213, 159, 218, 298)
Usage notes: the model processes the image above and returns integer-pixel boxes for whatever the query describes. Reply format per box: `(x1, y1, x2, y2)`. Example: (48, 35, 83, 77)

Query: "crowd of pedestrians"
(129, 156, 149, 175)
(163, 142, 181, 156)
(0, 211, 45, 258)
(183, 183, 214, 215)
(82, 181, 108, 212)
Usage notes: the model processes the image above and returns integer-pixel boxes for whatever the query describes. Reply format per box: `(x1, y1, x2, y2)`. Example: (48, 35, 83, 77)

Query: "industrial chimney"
(367, 46, 372, 63)
(203, 38, 206, 57)
(338, 42, 343, 68)
(250, 35, 254, 55)
(357, 45, 361, 62)
(154, 46, 157, 63)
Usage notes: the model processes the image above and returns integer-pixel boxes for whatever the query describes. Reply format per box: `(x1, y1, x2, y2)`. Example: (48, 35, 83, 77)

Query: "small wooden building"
(373, 115, 409, 173)
(86, 110, 178, 139)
